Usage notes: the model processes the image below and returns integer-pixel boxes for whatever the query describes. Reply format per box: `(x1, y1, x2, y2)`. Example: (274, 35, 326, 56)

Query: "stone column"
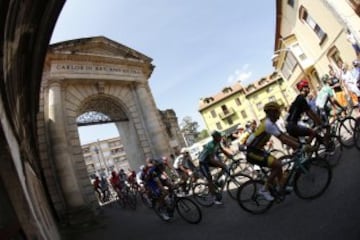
(47, 80, 84, 208)
(135, 82, 170, 157)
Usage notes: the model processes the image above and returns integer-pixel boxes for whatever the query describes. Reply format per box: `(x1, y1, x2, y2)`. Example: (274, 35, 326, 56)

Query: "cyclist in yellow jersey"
(246, 101, 301, 201)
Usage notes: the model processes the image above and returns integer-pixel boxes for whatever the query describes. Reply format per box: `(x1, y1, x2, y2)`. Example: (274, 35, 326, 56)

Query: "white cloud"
(227, 64, 252, 84)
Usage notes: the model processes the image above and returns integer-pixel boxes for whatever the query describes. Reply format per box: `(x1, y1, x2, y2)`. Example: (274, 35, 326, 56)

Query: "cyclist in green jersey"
(198, 130, 234, 204)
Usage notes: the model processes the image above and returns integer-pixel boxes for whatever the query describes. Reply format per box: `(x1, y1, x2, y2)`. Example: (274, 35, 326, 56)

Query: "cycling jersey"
(286, 95, 310, 123)
(246, 118, 281, 167)
(146, 165, 166, 197)
(110, 175, 123, 191)
(246, 118, 281, 149)
(173, 155, 183, 169)
(198, 140, 221, 163)
(316, 85, 335, 109)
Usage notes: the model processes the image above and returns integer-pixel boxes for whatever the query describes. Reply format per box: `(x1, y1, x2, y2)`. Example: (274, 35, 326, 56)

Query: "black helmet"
(263, 101, 281, 112)
(153, 158, 164, 167)
(211, 130, 222, 138)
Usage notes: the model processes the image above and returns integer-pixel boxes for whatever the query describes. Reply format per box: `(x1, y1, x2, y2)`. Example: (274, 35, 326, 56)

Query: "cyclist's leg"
(199, 161, 217, 198)
(267, 155, 283, 188)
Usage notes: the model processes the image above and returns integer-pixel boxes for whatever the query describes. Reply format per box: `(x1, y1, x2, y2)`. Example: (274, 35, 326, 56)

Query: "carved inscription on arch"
(50, 62, 142, 78)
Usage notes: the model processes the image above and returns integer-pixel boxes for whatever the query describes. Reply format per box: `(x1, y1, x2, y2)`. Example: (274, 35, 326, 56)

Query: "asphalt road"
(62, 146, 360, 240)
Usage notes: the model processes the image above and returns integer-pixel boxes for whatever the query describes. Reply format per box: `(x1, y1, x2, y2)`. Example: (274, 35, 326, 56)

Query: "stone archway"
(37, 36, 172, 221)
(76, 94, 145, 171)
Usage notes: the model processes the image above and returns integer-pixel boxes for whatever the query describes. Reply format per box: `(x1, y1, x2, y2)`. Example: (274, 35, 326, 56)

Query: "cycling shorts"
(246, 147, 275, 167)
(286, 121, 313, 138)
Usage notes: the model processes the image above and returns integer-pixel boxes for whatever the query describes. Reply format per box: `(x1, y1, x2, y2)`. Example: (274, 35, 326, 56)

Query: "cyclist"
(127, 169, 138, 191)
(246, 101, 301, 201)
(146, 158, 173, 220)
(285, 79, 323, 143)
(93, 176, 102, 201)
(316, 74, 346, 124)
(198, 130, 234, 205)
(173, 148, 197, 195)
(100, 176, 110, 202)
(110, 170, 124, 198)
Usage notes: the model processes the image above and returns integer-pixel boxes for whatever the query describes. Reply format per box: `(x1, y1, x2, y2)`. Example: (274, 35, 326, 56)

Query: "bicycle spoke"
(237, 180, 273, 214)
(192, 183, 214, 207)
(338, 117, 357, 148)
(176, 198, 202, 224)
(294, 158, 332, 199)
(317, 135, 343, 167)
(226, 173, 252, 200)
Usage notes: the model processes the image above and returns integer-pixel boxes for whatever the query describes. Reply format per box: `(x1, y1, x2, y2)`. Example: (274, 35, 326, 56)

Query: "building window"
(235, 98, 241, 106)
(287, 0, 295, 7)
(256, 102, 263, 110)
(348, 0, 360, 16)
(311, 69, 320, 86)
(216, 122, 222, 130)
(266, 86, 273, 93)
(327, 46, 342, 65)
(299, 6, 327, 44)
(222, 87, 233, 94)
(111, 148, 122, 155)
(210, 110, 217, 118)
(221, 105, 229, 115)
(241, 110, 247, 118)
(227, 118, 233, 125)
(83, 147, 90, 154)
(280, 51, 297, 79)
(292, 43, 307, 61)
(268, 96, 276, 102)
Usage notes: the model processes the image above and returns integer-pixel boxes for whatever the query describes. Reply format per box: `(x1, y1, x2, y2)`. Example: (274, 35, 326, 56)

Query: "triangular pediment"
(49, 36, 152, 62)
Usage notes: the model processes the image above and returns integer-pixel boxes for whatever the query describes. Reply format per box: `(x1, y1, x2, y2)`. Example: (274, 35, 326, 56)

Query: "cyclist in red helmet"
(286, 79, 323, 141)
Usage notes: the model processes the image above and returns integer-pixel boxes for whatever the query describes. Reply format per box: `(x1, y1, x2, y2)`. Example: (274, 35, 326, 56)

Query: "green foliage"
(196, 129, 209, 141)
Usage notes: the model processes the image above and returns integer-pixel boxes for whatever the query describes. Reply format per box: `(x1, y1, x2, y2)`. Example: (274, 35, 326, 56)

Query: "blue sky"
(50, 0, 277, 144)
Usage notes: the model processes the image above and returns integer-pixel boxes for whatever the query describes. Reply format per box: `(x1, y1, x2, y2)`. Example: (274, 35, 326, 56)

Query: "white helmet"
(180, 148, 188, 154)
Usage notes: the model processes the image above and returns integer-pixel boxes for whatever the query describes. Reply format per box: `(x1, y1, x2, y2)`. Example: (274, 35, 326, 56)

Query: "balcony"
(219, 108, 235, 119)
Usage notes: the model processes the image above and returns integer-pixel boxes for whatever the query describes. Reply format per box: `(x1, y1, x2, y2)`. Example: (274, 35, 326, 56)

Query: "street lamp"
(93, 146, 103, 175)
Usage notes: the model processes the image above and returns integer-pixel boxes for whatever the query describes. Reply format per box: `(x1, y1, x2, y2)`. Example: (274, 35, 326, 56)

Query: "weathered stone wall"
(0, 1, 65, 239)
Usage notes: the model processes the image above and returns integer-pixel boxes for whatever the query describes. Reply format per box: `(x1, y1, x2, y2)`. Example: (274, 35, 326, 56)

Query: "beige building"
(273, 0, 360, 91)
(198, 73, 296, 135)
(82, 137, 130, 178)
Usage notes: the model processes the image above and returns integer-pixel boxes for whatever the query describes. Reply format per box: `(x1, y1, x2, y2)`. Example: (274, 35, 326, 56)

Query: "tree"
(196, 129, 209, 141)
(180, 116, 199, 146)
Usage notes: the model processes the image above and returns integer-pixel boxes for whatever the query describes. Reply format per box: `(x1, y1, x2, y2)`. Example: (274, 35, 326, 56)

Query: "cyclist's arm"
(328, 96, 345, 110)
(154, 176, 167, 192)
(305, 108, 322, 126)
(277, 133, 299, 150)
(219, 142, 234, 157)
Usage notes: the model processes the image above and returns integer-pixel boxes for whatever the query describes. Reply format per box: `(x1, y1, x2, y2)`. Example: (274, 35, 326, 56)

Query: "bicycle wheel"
(226, 173, 252, 200)
(236, 179, 273, 214)
(175, 197, 202, 224)
(354, 119, 360, 150)
(192, 182, 214, 207)
(338, 117, 357, 148)
(236, 159, 260, 179)
(294, 158, 332, 199)
(316, 135, 342, 167)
